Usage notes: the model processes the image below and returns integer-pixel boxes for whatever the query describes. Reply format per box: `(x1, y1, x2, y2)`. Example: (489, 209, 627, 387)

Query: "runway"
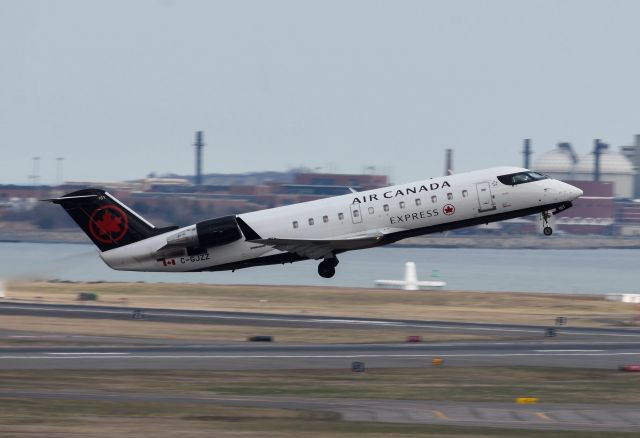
(1, 300, 640, 370)
(1, 340, 639, 370)
(2, 301, 640, 338)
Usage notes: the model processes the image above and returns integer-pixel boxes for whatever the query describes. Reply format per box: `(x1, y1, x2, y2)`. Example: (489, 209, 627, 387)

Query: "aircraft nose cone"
(566, 185, 583, 199)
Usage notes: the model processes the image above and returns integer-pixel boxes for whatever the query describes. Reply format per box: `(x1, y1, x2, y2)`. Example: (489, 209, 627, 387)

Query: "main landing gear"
(541, 211, 553, 236)
(318, 256, 339, 278)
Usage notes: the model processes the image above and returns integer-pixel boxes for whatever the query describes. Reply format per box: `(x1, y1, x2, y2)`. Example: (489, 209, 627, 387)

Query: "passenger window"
(308, 218, 314, 226)
(415, 198, 422, 206)
(462, 190, 468, 198)
(383, 204, 389, 212)
(323, 215, 328, 223)
(399, 201, 406, 209)
(338, 212, 344, 220)
(368, 206, 374, 214)
(353, 209, 359, 217)
(431, 195, 437, 203)
(447, 193, 453, 201)
(292, 221, 298, 229)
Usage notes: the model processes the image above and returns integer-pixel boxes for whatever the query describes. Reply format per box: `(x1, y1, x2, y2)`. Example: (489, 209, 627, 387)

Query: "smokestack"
(445, 148, 453, 175)
(523, 139, 532, 169)
(557, 142, 578, 164)
(557, 143, 577, 179)
(593, 139, 608, 182)
(194, 131, 204, 187)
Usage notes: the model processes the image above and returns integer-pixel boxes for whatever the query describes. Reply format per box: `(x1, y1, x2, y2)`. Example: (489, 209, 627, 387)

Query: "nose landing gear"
(541, 211, 553, 236)
(318, 256, 339, 278)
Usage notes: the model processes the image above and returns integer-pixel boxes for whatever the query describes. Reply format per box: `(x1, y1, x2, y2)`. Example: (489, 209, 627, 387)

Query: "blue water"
(0, 242, 638, 294)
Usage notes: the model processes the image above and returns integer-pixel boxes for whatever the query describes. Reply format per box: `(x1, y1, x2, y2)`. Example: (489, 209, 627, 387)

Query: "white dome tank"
(575, 151, 635, 175)
(534, 144, 578, 176)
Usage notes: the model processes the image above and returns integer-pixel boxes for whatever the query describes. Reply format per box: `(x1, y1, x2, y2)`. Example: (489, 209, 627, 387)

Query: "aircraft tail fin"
(45, 189, 174, 251)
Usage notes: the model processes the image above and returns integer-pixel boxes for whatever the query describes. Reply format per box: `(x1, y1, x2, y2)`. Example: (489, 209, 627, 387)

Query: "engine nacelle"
(164, 216, 243, 249)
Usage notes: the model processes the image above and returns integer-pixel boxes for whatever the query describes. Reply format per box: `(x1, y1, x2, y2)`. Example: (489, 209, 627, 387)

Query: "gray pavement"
(2, 300, 640, 338)
(0, 340, 639, 370)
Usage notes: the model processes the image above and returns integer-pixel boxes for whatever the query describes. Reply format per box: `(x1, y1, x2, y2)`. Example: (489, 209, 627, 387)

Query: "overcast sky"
(2, 0, 640, 185)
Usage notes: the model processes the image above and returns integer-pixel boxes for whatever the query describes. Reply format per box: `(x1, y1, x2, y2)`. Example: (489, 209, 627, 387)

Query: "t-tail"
(46, 189, 176, 252)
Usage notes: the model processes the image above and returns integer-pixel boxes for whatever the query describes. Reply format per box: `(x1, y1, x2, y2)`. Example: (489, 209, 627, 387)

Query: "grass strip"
(1, 367, 639, 404)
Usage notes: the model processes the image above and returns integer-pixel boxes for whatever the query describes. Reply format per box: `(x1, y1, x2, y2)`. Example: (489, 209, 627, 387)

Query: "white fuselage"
(99, 166, 582, 273)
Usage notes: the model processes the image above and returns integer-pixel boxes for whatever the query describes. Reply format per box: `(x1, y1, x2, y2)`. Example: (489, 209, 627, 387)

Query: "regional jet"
(47, 167, 582, 278)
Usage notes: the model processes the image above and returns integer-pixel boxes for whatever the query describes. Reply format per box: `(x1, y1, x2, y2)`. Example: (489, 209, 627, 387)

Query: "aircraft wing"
(250, 233, 385, 260)
(374, 280, 407, 286)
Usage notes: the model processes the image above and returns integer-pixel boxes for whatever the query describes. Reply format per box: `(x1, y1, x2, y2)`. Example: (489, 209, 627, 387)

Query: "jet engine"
(163, 216, 243, 250)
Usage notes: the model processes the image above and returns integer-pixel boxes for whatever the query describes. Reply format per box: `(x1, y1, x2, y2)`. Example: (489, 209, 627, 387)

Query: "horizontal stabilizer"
(43, 194, 99, 203)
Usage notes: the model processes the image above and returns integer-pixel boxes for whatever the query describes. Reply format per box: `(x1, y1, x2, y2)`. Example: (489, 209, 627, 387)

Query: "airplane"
(375, 261, 446, 290)
(46, 166, 583, 278)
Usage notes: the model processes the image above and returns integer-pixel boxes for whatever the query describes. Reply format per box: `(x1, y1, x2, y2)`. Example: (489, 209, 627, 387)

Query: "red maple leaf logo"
(88, 205, 129, 244)
(443, 204, 455, 215)
(95, 211, 122, 235)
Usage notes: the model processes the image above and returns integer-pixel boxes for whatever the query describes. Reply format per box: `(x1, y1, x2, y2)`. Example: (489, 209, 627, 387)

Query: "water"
(0, 241, 638, 294)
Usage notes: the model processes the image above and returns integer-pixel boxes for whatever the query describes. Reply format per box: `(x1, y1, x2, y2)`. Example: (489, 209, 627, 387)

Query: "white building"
(535, 144, 635, 198)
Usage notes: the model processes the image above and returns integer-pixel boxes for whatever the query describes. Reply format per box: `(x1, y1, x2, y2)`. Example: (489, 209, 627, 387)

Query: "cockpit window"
(497, 171, 548, 186)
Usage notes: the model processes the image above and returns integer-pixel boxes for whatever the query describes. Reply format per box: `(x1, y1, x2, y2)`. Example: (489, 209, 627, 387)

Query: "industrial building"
(535, 140, 636, 198)
(533, 135, 640, 235)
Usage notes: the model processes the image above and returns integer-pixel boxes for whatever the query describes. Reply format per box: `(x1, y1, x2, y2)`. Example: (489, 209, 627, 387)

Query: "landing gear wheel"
(318, 257, 339, 278)
(541, 211, 553, 236)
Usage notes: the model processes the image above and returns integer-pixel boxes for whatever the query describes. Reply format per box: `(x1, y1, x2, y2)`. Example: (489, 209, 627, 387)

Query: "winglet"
(235, 216, 262, 240)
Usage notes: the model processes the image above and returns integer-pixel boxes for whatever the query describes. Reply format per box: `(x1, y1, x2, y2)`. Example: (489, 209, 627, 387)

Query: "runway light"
(555, 316, 567, 326)
(516, 397, 539, 404)
(432, 357, 443, 366)
(247, 335, 273, 342)
(351, 361, 365, 372)
(406, 335, 422, 343)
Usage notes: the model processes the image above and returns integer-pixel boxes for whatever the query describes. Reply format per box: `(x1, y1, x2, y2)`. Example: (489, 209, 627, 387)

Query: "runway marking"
(535, 412, 553, 421)
(2, 352, 640, 360)
(432, 410, 449, 420)
(47, 352, 130, 356)
(535, 349, 604, 353)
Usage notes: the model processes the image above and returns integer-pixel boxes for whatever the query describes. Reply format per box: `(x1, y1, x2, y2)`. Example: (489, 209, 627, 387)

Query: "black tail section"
(47, 189, 176, 251)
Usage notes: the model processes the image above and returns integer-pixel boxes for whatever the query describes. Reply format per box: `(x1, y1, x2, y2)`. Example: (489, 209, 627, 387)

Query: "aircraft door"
(475, 182, 496, 213)
(350, 203, 363, 224)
